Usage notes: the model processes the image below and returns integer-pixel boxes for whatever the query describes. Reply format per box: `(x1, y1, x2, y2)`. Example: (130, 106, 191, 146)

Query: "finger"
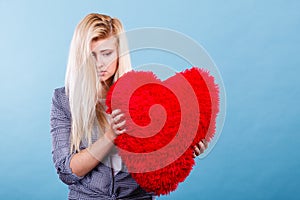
(193, 151, 196, 158)
(111, 109, 122, 118)
(198, 141, 205, 154)
(194, 146, 201, 156)
(113, 113, 125, 124)
(113, 120, 126, 130)
(115, 128, 127, 135)
(202, 139, 208, 149)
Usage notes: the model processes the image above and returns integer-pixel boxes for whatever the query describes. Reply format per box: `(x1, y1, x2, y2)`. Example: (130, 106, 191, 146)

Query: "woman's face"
(90, 36, 118, 83)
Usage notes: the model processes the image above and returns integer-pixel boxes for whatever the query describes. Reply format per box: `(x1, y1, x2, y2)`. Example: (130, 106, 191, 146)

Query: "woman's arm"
(50, 88, 84, 185)
(50, 88, 125, 184)
(69, 129, 116, 177)
(70, 109, 126, 177)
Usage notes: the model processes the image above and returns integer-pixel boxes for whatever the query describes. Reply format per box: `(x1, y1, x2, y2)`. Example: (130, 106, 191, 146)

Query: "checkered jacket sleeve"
(50, 87, 84, 185)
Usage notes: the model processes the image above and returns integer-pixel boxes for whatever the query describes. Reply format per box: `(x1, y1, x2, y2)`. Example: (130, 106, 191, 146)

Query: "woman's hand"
(106, 109, 126, 140)
(110, 109, 126, 134)
(193, 139, 208, 158)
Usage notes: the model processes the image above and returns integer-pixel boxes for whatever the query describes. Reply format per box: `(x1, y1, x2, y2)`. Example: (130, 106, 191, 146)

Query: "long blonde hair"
(65, 13, 132, 152)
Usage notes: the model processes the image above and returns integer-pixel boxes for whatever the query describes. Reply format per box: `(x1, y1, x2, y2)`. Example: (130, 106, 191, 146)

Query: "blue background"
(0, 0, 299, 199)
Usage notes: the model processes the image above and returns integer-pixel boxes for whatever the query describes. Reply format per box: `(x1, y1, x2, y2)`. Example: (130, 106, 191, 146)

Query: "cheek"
(109, 59, 118, 73)
(107, 57, 118, 72)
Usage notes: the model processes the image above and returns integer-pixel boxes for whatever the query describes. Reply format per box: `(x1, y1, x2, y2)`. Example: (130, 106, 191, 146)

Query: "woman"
(50, 13, 208, 200)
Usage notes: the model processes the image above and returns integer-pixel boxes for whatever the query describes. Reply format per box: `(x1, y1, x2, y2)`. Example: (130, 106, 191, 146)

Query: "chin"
(99, 76, 108, 82)
(100, 76, 114, 84)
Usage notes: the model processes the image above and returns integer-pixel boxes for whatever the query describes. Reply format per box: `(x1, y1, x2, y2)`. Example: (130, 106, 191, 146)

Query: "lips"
(98, 71, 106, 76)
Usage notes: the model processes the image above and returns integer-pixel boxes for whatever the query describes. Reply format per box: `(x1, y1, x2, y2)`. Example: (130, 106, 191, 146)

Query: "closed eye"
(103, 52, 112, 56)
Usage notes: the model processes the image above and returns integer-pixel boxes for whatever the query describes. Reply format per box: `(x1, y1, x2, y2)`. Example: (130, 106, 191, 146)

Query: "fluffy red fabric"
(106, 67, 219, 196)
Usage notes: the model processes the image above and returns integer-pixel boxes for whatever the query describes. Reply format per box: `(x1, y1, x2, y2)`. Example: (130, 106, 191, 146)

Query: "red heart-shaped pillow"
(106, 67, 219, 196)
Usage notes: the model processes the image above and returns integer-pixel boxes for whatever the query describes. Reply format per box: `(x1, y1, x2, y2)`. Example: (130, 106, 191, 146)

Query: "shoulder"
(51, 86, 70, 116)
(53, 86, 66, 96)
(52, 86, 67, 101)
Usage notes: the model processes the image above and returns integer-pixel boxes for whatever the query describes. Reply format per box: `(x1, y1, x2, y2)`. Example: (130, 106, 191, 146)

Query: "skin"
(70, 36, 208, 177)
(91, 36, 119, 84)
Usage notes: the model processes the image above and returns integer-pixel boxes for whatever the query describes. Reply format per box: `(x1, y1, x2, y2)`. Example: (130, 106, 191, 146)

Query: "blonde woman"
(50, 13, 208, 200)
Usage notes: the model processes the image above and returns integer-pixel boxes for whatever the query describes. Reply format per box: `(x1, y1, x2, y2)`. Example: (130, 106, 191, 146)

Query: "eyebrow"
(94, 48, 114, 53)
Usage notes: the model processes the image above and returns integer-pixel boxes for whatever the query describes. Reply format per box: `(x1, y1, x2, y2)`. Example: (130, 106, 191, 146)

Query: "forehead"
(91, 36, 117, 52)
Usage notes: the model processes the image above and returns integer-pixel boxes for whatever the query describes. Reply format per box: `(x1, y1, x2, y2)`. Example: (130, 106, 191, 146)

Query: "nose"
(94, 56, 105, 70)
(95, 57, 104, 67)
